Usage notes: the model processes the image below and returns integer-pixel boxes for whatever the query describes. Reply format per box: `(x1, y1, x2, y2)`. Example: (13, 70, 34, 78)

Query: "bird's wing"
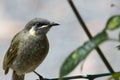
(3, 33, 20, 74)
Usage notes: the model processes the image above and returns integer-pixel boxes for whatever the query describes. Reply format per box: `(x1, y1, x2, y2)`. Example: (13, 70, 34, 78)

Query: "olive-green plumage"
(3, 18, 59, 80)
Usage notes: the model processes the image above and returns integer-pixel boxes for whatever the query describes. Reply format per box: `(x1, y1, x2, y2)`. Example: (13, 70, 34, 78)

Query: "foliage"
(59, 15, 120, 77)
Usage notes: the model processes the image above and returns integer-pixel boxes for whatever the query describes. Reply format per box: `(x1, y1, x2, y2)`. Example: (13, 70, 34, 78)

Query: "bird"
(2, 18, 59, 80)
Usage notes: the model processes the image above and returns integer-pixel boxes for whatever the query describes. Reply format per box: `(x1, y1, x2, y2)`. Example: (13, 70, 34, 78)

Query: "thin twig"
(42, 72, 120, 80)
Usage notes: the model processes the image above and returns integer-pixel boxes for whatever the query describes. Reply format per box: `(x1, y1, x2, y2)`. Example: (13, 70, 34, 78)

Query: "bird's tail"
(12, 71, 24, 80)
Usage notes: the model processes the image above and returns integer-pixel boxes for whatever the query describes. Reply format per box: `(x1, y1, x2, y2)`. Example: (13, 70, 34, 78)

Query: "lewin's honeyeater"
(2, 18, 59, 80)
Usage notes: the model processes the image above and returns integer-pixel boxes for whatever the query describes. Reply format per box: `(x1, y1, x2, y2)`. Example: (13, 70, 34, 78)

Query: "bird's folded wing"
(3, 33, 20, 74)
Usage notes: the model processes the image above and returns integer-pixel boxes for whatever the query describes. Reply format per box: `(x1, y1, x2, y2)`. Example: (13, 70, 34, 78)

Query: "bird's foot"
(33, 71, 44, 80)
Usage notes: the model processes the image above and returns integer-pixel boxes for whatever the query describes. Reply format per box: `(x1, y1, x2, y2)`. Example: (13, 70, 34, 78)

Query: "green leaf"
(106, 15, 120, 30)
(108, 72, 120, 80)
(117, 45, 120, 50)
(59, 31, 109, 77)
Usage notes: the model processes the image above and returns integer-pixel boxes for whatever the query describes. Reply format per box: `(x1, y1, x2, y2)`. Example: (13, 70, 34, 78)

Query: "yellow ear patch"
(29, 27, 36, 37)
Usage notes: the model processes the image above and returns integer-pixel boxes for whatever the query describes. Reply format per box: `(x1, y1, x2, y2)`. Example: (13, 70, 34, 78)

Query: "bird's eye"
(35, 22, 43, 27)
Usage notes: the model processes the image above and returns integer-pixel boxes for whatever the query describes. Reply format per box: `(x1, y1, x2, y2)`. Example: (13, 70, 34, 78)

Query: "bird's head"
(24, 18, 59, 36)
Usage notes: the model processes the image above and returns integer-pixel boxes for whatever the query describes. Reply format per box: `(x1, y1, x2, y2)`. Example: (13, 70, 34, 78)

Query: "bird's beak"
(50, 22, 60, 26)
